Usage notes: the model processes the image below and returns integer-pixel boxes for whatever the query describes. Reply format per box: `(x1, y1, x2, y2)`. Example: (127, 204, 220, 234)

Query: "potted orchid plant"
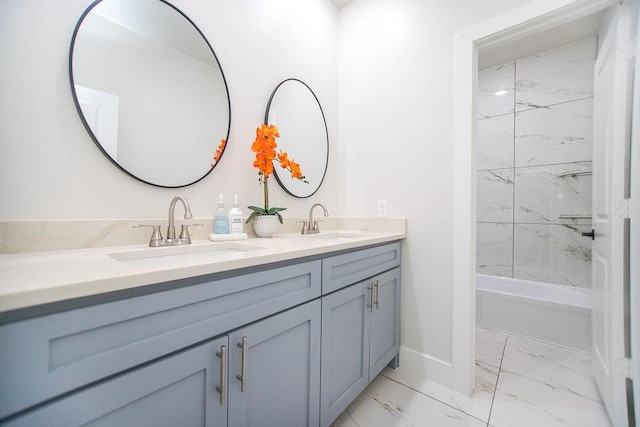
(246, 124, 307, 237)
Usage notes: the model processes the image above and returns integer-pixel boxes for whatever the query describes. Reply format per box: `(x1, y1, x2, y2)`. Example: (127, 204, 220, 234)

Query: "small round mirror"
(265, 79, 328, 198)
(70, 0, 230, 188)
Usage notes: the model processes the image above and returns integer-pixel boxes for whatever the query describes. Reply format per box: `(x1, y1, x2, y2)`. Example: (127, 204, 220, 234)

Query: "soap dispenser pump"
(214, 194, 229, 234)
(229, 195, 243, 234)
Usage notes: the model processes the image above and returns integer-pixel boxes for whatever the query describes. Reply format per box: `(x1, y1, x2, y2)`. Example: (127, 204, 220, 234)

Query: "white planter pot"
(252, 215, 279, 238)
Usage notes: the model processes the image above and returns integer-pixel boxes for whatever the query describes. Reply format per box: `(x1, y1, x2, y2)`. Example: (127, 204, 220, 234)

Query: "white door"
(591, 3, 636, 426)
(630, 0, 640, 420)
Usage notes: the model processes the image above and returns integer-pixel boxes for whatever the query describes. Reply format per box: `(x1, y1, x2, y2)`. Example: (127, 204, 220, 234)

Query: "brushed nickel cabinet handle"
(216, 345, 227, 405)
(374, 280, 379, 310)
(367, 284, 374, 313)
(236, 337, 248, 392)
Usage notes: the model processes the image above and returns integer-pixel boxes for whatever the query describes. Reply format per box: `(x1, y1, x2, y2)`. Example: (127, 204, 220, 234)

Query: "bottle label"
(214, 217, 228, 234)
(230, 216, 243, 233)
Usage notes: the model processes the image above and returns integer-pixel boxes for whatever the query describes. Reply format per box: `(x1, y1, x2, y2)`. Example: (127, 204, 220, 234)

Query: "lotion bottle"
(229, 195, 244, 234)
(214, 194, 229, 234)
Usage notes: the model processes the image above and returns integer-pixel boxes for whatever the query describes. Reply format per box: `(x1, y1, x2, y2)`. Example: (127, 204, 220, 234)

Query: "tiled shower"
(476, 38, 595, 289)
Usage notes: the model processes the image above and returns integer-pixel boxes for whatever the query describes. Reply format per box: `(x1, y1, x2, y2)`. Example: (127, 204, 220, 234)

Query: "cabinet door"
(320, 282, 371, 427)
(369, 267, 401, 379)
(4, 337, 228, 427)
(228, 300, 321, 427)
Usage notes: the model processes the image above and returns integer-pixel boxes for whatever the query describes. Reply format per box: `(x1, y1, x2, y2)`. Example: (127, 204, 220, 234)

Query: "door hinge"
(614, 199, 631, 219)
(616, 357, 633, 379)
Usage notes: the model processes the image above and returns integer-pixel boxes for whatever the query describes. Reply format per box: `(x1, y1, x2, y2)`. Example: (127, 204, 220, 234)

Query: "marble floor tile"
(331, 374, 487, 427)
(333, 332, 612, 427)
(475, 328, 507, 369)
(501, 336, 601, 402)
(380, 362, 498, 423)
(489, 370, 611, 427)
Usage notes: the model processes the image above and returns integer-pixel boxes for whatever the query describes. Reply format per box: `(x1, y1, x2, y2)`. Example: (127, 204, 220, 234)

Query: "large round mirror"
(70, 0, 230, 188)
(266, 79, 328, 198)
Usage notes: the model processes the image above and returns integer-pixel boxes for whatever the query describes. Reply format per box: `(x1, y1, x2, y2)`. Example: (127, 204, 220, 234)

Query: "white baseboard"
(397, 346, 453, 388)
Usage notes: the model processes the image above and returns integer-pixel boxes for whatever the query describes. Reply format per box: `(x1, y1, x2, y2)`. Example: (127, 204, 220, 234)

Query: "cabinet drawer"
(322, 242, 401, 294)
(0, 260, 320, 420)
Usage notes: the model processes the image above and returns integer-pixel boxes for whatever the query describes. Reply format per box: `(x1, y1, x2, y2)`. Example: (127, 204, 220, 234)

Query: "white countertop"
(0, 229, 405, 313)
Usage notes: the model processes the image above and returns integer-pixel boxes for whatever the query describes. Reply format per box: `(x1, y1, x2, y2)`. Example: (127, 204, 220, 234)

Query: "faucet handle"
(179, 223, 203, 244)
(297, 220, 308, 234)
(312, 220, 324, 231)
(133, 224, 163, 247)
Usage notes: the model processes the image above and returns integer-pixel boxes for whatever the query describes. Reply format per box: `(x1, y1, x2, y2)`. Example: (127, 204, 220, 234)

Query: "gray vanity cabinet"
(320, 267, 401, 427)
(4, 336, 229, 427)
(0, 241, 400, 426)
(228, 299, 321, 427)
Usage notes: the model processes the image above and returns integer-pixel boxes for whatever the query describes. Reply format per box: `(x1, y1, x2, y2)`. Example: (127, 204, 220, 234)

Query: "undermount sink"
(108, 242, 266, 265)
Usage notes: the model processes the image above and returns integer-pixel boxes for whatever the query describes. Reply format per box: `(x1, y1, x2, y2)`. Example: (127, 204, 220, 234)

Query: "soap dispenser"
(229, 195, 243, 234)
(214, 194, 229, 234)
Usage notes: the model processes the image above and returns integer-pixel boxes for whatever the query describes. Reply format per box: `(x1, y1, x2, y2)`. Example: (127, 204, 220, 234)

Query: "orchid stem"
(263, 175, 269, 211)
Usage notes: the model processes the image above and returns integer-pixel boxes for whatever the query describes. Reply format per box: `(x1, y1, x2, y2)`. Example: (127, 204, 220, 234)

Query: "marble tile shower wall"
(476, 38, 595, 288)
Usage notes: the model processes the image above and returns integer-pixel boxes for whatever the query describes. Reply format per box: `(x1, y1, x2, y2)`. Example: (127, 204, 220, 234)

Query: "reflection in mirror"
(70, 0, 230, 188)
(266, 79, 328, 198)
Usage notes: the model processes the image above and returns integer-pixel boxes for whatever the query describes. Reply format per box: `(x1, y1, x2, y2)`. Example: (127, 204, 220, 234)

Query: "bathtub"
(476, 274, 591, 352)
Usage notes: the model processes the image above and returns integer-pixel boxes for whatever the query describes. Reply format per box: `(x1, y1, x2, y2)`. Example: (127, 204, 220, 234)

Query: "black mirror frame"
(69, 0, 231, 188)
(264, 78, 329, 198)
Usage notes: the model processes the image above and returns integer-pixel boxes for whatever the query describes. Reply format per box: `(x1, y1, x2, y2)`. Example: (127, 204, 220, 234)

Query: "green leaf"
(247, 205, 267, 214)
(266, 207, 287, 215)
(245, 211, 260, 223)
(276, 212, 283, 224)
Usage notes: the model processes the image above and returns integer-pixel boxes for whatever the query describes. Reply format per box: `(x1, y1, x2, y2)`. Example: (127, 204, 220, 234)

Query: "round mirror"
(266, 79, 328, 198)
(70, 0, 230, 188)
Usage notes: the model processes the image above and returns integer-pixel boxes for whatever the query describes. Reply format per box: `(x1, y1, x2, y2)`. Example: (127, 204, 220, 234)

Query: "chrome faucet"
(166, 196, 194, 244)
(135, 196, 201, 247)
(300, 203, 329, 234)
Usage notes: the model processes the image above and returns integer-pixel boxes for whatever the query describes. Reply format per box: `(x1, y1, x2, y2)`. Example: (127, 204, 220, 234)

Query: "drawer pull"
(237, 337, 248, 392)
(367, 284, 374, 313)
(216, 345, 227, 405)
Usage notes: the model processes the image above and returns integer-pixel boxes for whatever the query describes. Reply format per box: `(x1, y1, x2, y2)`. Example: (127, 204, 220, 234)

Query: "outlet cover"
(377, 200, 388, 217)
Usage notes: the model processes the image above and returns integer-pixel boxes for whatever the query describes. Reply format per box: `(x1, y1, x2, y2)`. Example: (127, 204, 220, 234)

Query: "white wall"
(0, 0, 338, 220)
(338, 0, 533, 381)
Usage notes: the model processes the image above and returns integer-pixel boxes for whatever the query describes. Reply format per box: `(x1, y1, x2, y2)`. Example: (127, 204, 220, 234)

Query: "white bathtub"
(476, 274, 591, 352)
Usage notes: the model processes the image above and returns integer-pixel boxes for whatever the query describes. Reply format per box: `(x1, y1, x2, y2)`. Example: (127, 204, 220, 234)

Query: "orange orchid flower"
(210, 138, 226, 167)
(248, 123, 308, 223)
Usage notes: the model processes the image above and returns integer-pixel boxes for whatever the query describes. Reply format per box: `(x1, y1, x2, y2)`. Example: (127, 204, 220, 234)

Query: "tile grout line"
(477, 159, 592, 174)
(478, 94, 593, 121)
(486, 336, 509, 426)
(378, 371, 490, 425)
